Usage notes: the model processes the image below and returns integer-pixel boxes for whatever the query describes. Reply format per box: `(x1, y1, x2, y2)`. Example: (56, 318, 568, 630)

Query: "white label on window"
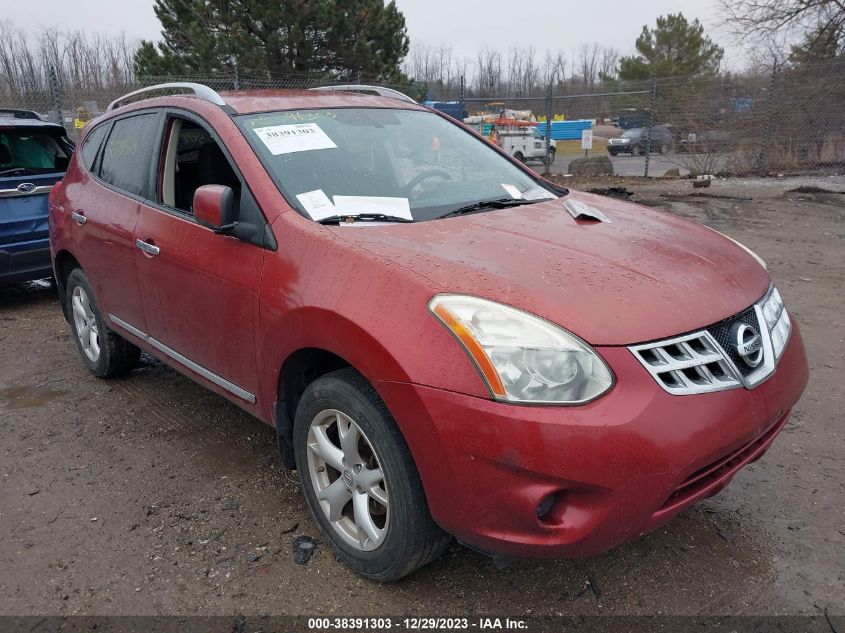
(296, 189, 337, 221)
(333, 196, 413, 220)
(253, 123, 337, 155)
(501, 183, 523, 199)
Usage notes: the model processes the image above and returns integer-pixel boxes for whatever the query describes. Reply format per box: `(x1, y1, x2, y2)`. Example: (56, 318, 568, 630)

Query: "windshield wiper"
(438, 198, 542, 219)
(318, 213, 414, 225)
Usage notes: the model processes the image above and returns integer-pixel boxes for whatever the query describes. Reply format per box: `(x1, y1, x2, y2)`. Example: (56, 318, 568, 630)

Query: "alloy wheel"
(306, 409, 390, 551)
(71, 285, 100, 362)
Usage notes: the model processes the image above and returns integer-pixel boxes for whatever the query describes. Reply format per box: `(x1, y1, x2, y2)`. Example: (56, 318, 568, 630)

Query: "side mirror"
(194, 185, 237, 233)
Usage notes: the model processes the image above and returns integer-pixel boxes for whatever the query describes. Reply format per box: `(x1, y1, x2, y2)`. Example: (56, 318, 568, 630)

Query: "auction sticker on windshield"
(253, 123, 338, 155)
(296, 189, 337, 221)
(334, 196, 413, 219)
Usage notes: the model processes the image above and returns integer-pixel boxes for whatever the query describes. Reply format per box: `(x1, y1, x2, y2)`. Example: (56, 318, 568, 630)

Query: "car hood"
(330, 191, 771, 345)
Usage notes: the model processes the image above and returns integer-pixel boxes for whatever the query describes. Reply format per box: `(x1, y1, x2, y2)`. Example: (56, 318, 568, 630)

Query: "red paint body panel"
(50, 170, 148, 333)
(49, 89, 809, 561)
(134, 202, 265, 406)
(375, 327, 807, 557)
(331, 191, 772, 346)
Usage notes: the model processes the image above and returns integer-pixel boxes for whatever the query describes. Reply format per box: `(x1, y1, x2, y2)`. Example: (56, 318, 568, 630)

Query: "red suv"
(49, 83, 808, 581)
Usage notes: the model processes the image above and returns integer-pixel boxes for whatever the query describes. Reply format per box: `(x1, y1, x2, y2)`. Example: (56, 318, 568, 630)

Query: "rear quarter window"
(80, 124, 109, 172)
(99, 113, 160, 198)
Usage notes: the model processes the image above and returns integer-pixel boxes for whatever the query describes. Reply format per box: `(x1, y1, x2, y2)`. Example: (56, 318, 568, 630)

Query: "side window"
(80, 124, 108, 172)
(100, 113, 160, 198)
(160, 118, 241, 215)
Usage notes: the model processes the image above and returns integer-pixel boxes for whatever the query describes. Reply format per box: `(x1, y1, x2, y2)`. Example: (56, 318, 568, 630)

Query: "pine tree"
(134, 0, 410, 79)
(618, 14, 724, 80)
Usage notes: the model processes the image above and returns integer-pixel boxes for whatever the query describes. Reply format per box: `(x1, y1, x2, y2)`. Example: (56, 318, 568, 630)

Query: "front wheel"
(293, 368, 450, 581)
(66, 268, 140, 378)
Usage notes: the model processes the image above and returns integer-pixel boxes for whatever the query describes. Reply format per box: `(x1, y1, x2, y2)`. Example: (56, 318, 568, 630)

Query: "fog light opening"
(536, 492, 557, 521)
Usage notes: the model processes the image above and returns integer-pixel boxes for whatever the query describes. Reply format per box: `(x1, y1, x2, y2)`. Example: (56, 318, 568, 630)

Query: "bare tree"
(577, 43, 600, 87)
(719, 0, 845, 57)
(541, 50, 567, 88)
(598, 47, 620, 81)
(474, 47, 502, 94)
(0, 21, 138, 103)
(506, 47, 539, 96)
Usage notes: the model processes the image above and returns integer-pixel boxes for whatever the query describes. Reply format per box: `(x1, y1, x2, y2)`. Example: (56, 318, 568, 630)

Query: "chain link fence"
(437, 60, 845, 178)
(0, 70, 425, 143)
(2, 61, 843, 177)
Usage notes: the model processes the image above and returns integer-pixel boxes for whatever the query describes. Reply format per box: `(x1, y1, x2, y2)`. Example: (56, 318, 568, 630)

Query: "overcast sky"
(5, 0, 743, 67)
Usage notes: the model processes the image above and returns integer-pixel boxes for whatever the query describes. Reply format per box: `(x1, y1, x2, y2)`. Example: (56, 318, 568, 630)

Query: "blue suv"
(1, 108, 74, 286)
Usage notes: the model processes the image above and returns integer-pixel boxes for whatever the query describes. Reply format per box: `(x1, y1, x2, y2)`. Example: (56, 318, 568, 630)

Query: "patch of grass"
(554, 139, 608, 156)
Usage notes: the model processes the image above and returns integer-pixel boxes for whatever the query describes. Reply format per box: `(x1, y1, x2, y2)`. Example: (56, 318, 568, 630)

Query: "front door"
(133, 114, 265, 407)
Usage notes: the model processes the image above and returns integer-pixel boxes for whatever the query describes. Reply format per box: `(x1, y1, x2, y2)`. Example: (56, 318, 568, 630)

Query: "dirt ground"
(1, 174, 843, 618)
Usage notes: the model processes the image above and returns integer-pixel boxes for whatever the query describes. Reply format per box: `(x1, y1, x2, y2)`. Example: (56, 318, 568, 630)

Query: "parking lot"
(1, 174, 843, 617)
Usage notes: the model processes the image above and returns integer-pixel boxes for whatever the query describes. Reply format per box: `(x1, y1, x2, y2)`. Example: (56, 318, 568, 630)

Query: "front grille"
(707, 306, 760, 377)
(629, 289, 779, 395)
(630, 331, 741, 395)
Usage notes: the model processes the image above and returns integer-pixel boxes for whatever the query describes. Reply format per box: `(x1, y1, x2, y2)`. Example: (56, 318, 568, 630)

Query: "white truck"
(464, 112, 556, 165)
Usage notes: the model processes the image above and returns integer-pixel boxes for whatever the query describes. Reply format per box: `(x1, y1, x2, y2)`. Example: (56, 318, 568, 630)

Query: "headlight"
(429, 295, 614, 404)
(760, 285, 791, 359)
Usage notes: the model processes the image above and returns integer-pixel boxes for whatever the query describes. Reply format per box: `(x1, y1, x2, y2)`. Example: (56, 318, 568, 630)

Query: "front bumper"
(376, 325, 808, 559)
(0, 244, 53, 286)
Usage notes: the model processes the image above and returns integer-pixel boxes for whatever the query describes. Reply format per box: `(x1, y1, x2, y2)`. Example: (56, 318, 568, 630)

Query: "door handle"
(70, 211, 87, 225)
(135, 239, 160, 257)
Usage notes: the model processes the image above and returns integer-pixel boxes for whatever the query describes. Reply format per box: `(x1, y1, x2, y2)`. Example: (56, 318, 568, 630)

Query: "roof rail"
(309, 84, 416, 104)
(107, 82, 227, 112)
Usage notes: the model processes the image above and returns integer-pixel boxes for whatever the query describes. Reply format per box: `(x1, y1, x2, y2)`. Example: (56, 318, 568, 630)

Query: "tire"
(608, 148, 618, 156)
(513, 151, 525, 163)
(635, 144, 646, 156)
(66, 268, 140, 378)
(293, 367, 451, 581)
(545, 148, 556, 165)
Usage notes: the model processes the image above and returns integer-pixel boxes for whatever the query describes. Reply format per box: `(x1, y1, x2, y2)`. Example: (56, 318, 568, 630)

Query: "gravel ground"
(1, 175, 843, 618)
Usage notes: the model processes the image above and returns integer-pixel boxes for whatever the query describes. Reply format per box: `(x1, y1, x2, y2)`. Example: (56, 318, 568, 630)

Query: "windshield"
(621, 128, 643, 139)
(236, 108, 557, 222)
(0, 129, 69, 174)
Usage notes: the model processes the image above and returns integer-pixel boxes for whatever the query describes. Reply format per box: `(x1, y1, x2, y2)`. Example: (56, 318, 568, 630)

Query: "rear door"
(133, 112, 266, 408)
(65, 112, 162, 333)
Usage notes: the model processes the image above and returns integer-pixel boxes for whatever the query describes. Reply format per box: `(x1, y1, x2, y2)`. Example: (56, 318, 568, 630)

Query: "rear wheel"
(66, 268, 140, 378)
(293, 368, 450, 581)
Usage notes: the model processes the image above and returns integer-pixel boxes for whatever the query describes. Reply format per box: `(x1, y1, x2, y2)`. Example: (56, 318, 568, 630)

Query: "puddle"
(0, 385, 67, 411)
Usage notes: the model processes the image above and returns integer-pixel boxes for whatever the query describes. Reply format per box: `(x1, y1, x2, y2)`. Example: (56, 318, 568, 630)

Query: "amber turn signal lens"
(432, 303, 507, 398)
